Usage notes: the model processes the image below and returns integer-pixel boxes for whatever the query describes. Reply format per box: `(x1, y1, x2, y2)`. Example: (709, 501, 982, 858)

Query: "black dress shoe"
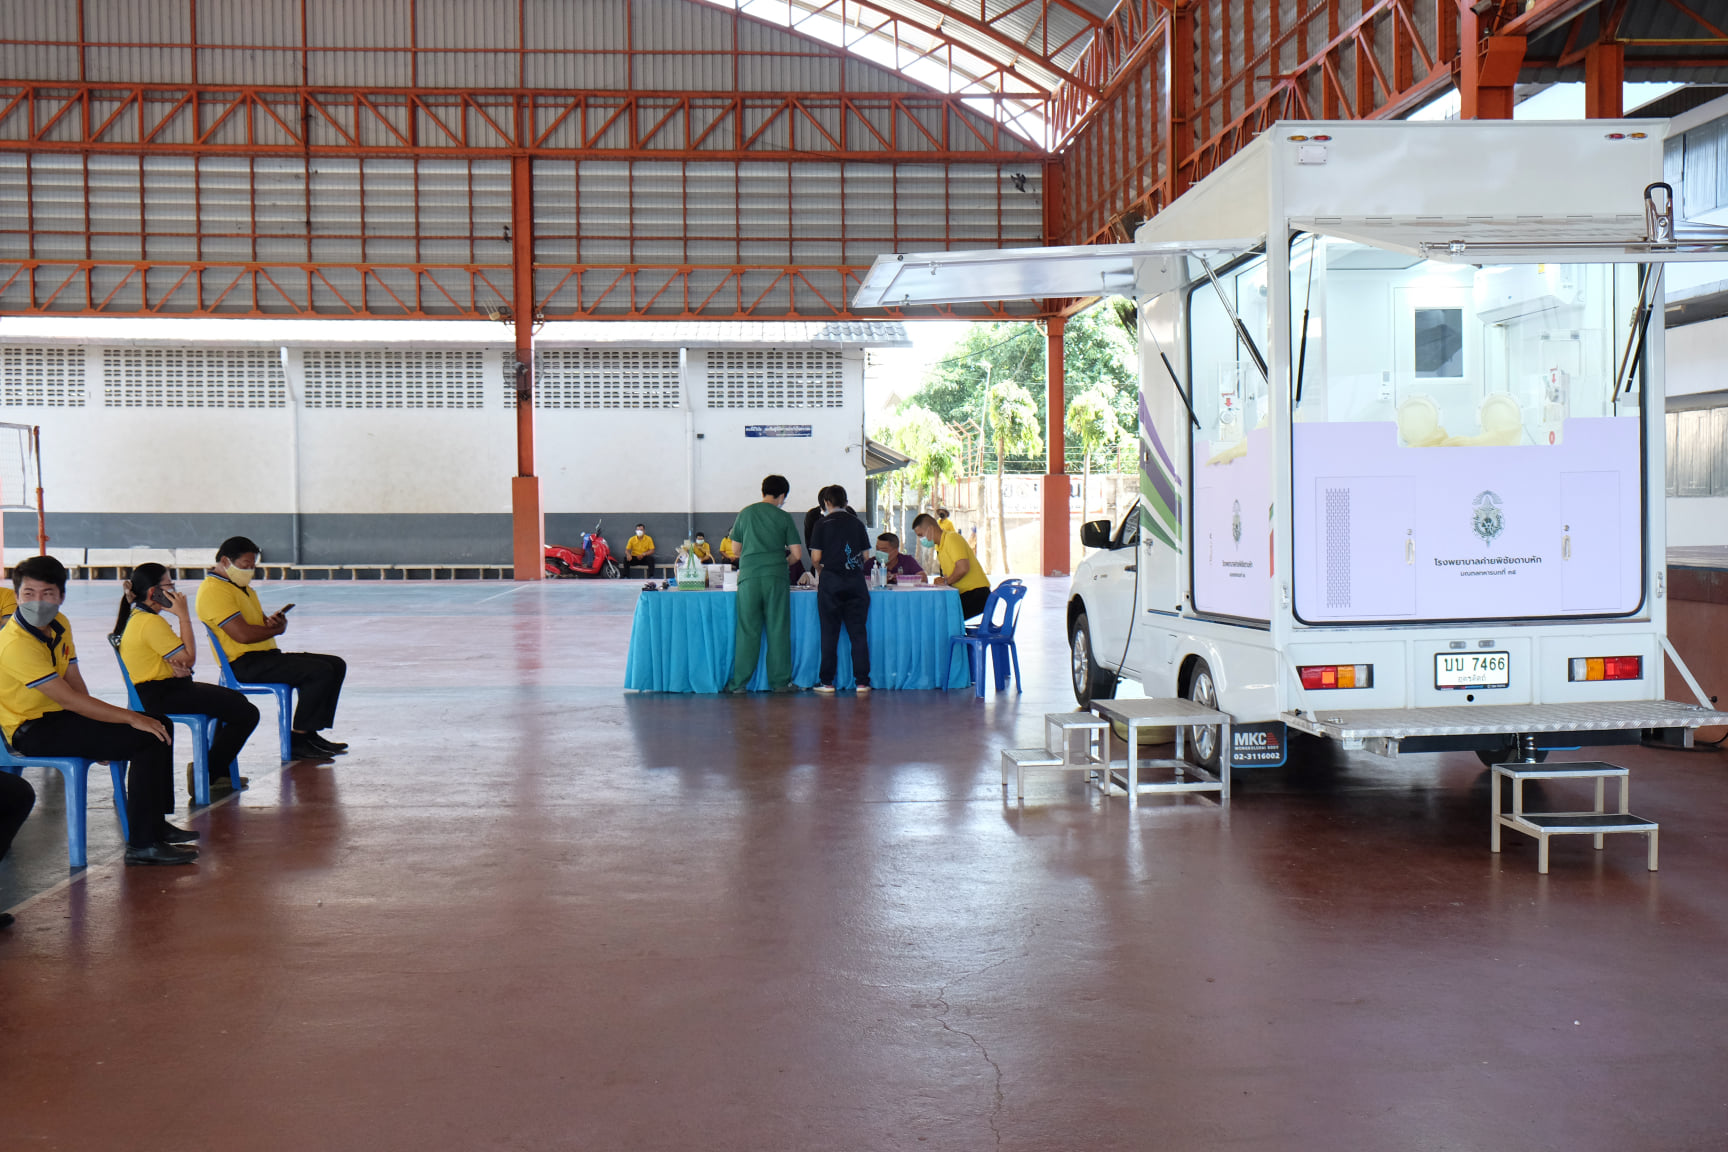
(158, 822, 199, 844)
(306, 733, 348, 754)
(0, 912, 14, 929)
(288, 740, 332, 762)
(125, 842, 198, 866)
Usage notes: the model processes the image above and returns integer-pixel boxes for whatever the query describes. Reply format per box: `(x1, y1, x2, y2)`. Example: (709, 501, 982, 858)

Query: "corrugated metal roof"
(0, 317, 913, 347)
(0, 0, 1061, 136)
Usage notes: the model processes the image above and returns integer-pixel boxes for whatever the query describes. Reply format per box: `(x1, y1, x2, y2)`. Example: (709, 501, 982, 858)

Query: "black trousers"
(135, 678, 261, 783)
(13, 710, 175, 848)
(817, 578, 871, 687)
(959, 585, 991, 621)
(231, 650, 347, 733)
(0, 769, 35, 862)
(623, 554, 658, 578)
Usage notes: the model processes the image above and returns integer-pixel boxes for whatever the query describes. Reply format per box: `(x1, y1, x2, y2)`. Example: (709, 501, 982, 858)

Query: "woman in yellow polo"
(115, 562, 259, 802)
(913, 513, 991, 619)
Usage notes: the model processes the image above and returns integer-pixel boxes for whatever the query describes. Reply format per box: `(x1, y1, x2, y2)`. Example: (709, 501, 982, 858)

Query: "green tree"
(907, 303, 1138, 473)
(1067, 386, 1120, 526)
(870, 403, 961, 541)
(984, 379, 1043, 574)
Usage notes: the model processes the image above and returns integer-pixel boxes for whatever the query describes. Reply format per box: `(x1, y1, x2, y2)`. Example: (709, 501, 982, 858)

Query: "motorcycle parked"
(545, 520, 622, 578)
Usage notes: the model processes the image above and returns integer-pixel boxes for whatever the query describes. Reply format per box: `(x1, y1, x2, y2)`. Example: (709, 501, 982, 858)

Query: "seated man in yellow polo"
(912, 512, 991, 619)
(0, 554, 193, 866)
(623, 523, 657, 579)
(197, 535, 347, 762)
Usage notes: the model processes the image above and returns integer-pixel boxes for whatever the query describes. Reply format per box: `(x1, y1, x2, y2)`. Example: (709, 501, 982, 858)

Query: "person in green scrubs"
(725, 474, 804, 693)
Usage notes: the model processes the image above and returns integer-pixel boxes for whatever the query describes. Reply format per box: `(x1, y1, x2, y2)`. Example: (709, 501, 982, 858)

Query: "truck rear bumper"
(1283, 701, 1728, 753)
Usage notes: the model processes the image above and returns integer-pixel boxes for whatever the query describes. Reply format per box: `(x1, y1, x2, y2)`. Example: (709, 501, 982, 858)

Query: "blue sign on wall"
(745, 425, 814, 438)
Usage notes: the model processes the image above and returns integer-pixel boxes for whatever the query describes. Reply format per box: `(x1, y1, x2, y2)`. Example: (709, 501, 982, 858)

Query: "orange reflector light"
(1298, 664, 1373, 690)
(1569, 656, 1642, 682)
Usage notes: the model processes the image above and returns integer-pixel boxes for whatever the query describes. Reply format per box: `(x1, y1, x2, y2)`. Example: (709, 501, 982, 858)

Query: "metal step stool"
(1491, 761, 1658, 874)
(1045, 712, 1109, 766)
(1000, 748, 1063, 802)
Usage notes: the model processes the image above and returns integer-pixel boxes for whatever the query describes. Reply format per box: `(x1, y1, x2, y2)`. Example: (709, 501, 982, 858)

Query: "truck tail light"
(1298, 664, 1373, 689)
(1569, 656, 1642, 682)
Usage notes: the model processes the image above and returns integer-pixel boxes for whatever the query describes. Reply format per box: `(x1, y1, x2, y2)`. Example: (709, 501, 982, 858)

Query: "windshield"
(1288, 235, 1645, 623)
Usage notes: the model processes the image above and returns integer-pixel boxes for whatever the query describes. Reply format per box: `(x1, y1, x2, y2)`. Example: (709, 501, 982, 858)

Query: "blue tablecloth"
(625, 587, 971, 692)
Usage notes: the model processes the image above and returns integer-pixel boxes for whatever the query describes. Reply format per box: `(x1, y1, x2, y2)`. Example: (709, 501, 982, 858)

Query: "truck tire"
(1069, 612, 1118, 708)
(1182, 658, 1223, 772)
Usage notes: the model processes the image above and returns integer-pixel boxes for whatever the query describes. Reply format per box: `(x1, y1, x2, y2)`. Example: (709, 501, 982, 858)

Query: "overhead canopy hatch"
(1293, 215, 1728, 264)
(864, 438, 913, 477)
(851, 240, 1258, 309)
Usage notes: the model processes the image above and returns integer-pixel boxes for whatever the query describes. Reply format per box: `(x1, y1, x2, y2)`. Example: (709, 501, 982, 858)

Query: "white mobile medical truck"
(856, 119, 1728, 770)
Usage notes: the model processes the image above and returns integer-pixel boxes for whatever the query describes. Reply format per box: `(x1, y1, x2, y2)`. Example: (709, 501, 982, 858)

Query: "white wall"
(1667, 316, 1728, 398)
(0, 337, 870, 559)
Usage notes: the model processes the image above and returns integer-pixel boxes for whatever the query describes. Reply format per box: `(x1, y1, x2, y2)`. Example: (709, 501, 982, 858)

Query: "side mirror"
(1080, 519, 1113, 549)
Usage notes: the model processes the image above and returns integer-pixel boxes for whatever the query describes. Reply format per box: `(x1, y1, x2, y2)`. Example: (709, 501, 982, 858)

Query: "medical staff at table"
(809, 484, 872, 696)
(913, 512, 991, 620)
(724, 475, 803, 694)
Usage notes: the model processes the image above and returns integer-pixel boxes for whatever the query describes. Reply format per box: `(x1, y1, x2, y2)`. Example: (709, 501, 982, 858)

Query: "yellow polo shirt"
(692, 541, 713, 563)
(197, 573, 278, 662)
(0, 586, 14, 623)
(120, 607, 185, 685)
(0, 611, 78, 739)
(936, 530, 989, 593)
(626, 533, 655, 559)
(719, 535, 739, 560)
(938, 517, 956, 535)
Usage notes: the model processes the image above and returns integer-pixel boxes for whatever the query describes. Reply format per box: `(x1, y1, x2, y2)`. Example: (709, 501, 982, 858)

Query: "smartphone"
(276, 603, 296, 615)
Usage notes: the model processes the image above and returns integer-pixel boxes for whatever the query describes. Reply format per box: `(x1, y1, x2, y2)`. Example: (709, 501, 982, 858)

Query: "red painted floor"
(1, 578, 1725, 1151)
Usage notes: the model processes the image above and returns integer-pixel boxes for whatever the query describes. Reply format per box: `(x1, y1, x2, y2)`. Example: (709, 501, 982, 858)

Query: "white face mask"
(225, 564, 254, 588)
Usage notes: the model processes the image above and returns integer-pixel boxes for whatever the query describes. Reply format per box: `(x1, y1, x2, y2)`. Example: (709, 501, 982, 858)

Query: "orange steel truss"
(0, 84, 1039, 161)
(1047, 0, 1728, 249)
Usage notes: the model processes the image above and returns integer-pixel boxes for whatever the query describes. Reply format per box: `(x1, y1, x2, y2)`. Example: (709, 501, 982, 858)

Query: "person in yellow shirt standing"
(197, 536, 348, 762)
(116, 562, 260, 803)
(936, 508, 957, 535)
(0, 555, 193, 865)
(913, 512, 991, 619)
(623, 523, 658, 579)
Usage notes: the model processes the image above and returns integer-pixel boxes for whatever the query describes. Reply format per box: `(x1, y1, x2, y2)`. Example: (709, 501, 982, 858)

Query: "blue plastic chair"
(0, 743, 129, 869)
(107, 634, 228, 807)
(204, 625, 295, 762)
(945, 580, 1027, 698)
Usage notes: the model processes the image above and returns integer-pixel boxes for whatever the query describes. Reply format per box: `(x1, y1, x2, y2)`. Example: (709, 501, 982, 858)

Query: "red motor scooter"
(545, 520, 622, 578)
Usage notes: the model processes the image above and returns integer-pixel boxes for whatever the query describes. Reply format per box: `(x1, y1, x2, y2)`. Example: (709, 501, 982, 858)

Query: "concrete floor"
(2, 577, 1726, 1151)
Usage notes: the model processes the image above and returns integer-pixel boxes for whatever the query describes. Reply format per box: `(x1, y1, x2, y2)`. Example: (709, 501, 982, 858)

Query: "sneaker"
(813, 683, 837, 696)
(855, 684, 872, 696)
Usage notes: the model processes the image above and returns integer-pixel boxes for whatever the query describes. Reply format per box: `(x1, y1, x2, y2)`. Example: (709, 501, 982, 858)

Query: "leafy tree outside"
(983, 379, 1043, 574)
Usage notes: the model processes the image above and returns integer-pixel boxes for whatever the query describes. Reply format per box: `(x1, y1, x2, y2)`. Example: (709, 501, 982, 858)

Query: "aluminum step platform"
(1283, 700, 1728, 745)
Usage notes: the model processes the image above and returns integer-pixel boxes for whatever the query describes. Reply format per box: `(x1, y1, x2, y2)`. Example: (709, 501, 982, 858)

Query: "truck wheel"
(1183, 658, 1222, 772)
(1069, 613, 1117, 707)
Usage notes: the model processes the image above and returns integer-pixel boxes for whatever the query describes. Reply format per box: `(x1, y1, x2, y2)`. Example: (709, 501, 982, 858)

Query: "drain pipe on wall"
(279, 346, 303, 564)
(682, 347, 695, 541)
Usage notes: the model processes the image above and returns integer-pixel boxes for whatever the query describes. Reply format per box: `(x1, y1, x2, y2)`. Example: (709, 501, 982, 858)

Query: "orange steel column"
(1164, 0, 1195, 204)
(1584, 42, 1625, 118)
(1459, 8, 1525, 120)
(1042, 315, 1070, 577)
(510, 153, 544, 580)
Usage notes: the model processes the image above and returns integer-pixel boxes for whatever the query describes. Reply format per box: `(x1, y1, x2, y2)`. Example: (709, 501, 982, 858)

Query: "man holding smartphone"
(196, 536, 348, 762)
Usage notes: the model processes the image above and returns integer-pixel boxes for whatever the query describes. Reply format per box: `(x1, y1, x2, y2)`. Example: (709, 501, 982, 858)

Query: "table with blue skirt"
(624, 586, 972, 692)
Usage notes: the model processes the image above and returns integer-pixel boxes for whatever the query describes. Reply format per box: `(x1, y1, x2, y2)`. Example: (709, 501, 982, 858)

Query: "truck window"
(1188, 251, 1272, 623)
(1288, 234, 1645, 624)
